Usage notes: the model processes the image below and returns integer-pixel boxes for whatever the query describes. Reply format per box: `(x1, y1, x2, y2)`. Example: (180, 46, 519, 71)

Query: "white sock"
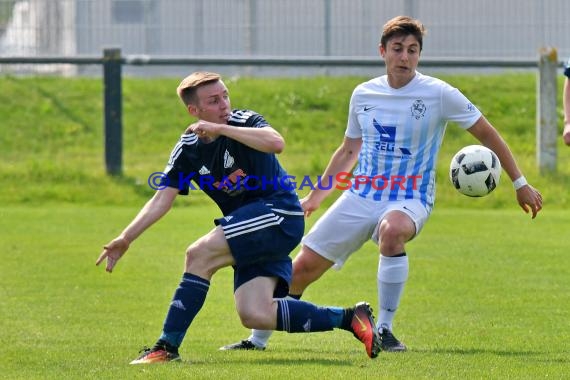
(377, 254, 409, 331)
(248, 329, 273, 348)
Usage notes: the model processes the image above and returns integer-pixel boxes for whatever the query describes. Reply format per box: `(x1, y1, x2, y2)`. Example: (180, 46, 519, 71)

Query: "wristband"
(512, 176, 528, 190)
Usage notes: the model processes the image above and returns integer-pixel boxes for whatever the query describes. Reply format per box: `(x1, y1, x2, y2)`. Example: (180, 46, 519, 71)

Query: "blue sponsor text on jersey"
(372, 119, 412, 156)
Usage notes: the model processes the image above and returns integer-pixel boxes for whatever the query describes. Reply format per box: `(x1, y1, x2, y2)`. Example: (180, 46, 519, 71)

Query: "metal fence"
(0, 0, 569, 76)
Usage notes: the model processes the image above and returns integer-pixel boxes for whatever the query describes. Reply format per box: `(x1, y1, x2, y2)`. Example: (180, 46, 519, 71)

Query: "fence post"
(536, 47, 558, 174)
(103, 48, 123, 176)
(324, 0, 331, 56)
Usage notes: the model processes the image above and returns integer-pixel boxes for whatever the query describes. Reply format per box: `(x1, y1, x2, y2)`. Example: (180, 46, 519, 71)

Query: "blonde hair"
(381, 16, 426, 51)
(176, 72, 221, 106)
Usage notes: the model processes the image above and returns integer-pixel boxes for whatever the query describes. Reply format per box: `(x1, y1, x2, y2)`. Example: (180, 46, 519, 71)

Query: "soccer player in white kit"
(222, 15, 543, 353)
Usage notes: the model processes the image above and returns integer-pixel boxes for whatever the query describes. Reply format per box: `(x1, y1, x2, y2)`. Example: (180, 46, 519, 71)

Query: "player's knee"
(379, 219, 414, 254)
(292, 246, 330, 281)
(381, 212, 415, 239)
(185, 244, 218, 275)
(185, 245, 202, 263)
(379, 220, 405, 242)
(238, 308, 272, 329)
(292, 257, 311, 277)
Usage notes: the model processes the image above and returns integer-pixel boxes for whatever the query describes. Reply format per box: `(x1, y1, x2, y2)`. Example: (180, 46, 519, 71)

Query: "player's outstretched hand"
(516, 185, 542, 219)
(96, 237, 130, 273)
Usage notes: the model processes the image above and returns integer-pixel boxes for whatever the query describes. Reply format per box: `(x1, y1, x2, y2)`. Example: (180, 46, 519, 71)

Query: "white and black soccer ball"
(449, 145, 501, 197)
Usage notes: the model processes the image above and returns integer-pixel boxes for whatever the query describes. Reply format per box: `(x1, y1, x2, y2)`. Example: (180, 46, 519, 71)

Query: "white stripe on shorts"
(270, 208, 304, 216)
(224, 218, 284, 239)
(223, 214, 284, 239)
(223, 213, 276, 232)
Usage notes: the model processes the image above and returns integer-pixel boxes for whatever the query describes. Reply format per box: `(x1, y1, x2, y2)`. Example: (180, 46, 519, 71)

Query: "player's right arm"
(467, 116, 542, 219)
(96, 187, 179, 272)
(302, 136, 361, 217)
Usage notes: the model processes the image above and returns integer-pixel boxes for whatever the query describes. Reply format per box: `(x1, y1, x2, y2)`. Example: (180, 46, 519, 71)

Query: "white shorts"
(301, 191, 430, 269)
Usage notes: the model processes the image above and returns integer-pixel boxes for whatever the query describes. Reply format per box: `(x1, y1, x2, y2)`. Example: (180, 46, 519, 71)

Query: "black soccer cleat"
(379, 324, 407, 352)
(219, 339, 266, 351)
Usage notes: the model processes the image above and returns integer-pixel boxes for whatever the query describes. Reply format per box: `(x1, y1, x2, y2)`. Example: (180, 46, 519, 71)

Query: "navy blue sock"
(275, 299, 345, 333)
(159, 272, 210, 347)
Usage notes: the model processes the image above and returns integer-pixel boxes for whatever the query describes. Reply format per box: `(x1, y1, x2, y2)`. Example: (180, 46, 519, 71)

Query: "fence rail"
(0, 55, 564, 68)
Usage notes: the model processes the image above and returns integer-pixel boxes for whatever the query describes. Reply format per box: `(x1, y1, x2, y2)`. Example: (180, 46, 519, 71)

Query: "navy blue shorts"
(215, 199, 304, 298)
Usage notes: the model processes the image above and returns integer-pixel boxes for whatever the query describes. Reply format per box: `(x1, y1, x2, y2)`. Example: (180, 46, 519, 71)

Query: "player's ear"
(379, 44, 385, 58)
(187, 103, 199, 117)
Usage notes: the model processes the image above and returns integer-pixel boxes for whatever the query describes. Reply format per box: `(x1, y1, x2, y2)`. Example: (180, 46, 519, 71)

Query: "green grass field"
(1, 206, 568, 379)
(1, 74, 570, 378)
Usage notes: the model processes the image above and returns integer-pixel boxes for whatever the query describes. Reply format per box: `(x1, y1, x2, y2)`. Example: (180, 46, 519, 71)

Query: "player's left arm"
(96, 186, 179, 272)
(467, 116, 542, 218)
(190, 120, 284, 153)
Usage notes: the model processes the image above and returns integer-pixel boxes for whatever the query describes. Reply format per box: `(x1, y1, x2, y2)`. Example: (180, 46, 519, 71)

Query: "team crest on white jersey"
(224, 150, 235, 168)
(199, 165, 210, 175)
(410, 99, 426, 120)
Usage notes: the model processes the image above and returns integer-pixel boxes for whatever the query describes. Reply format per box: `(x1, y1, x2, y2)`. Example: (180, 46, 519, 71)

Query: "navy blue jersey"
(164, 109, 300, 215)
(565, 56, 570, 78)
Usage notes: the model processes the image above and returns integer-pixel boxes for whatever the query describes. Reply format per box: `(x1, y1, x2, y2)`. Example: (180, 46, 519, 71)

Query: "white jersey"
(346, 72, 482, 210)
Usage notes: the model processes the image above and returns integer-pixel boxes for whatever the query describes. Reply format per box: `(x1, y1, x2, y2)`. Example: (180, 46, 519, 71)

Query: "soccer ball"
(449, 145, 501, 197)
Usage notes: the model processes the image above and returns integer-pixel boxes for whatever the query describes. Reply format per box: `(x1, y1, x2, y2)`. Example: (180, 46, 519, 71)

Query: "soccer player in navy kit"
(223, 16, 543, 353)
(96, 72, 381, 364)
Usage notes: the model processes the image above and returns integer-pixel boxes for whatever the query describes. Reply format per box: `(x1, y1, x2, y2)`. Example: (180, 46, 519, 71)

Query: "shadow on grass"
(181, 357, 355, 367)
(250, 357, 354, 366)
(414, 347, 569, 363)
